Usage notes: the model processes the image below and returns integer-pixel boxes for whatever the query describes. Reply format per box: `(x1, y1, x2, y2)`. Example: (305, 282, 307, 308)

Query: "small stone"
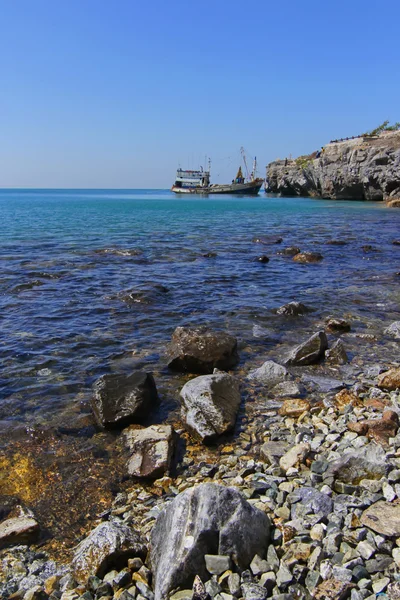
(382, 482, 396, 502)
(205, 555, 232, 576)
(0, 516, 40, 548)
(228, 573, 241, 596)
(259, 571, 275, 591)
(377, 367, 400, 391)
(372, 577, 390, 594)
(326, 318, 351, 332)
(356, 541, 375, 560)
(278, 398, 310, 418)
(240, 583, 268, 599)
(279, 443, 310, 472)
(276, 562, 292, 588)
(250, 554, 269, 576)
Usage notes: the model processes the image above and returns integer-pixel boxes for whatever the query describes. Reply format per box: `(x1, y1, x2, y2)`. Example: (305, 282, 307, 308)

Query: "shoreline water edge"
(0, 190, 400, 600)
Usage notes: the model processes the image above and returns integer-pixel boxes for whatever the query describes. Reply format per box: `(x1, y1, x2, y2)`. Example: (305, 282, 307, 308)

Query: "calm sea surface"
(0, 189, 399, 433)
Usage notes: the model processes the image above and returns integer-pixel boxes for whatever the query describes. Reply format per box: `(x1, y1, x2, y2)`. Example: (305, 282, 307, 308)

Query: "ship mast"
(240, 147, 250, 181)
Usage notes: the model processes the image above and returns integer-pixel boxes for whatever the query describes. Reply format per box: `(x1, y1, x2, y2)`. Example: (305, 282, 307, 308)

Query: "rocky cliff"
(266, 130, 400, 201)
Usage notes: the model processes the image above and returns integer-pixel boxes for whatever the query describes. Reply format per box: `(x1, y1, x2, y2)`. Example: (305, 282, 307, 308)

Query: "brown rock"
(378, 367, 400, 391)
(348, 421, 369, 436)
(293, 252, 323, 263)
(367, 411, 399, 446)
(361, 500, 400, 536)
(278, 398, 310, 418)
(0, 516, 39, 549)
(387, 198, 400, 208)
(364, 397, 390, 410)
(334, 389, 362, 412)
(314, 578, 354, 600)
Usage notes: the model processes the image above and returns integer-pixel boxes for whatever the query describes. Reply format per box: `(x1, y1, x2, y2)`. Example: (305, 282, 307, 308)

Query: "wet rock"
(385, 321, 400, 339)
(278, 398, 310, 418)
(361, 501, 400, 536)
(149, 483, 270, 600)
(302, 374, 344, 393)
(326, 318, 351, 333)
(285, 331, 328, 366)
(123, 425, 176, 478)
(167, 327, 239, 374)
(117, 284, 169, 305)
(378, 367, 400, 391)
(71, 522, 147, 584)
(203, 252, 217, 258)
(325, 444, 388, 484)
(271, 381, 304, 398)
(278, 246, 301, 256)
(247, 360, 288, 386)
(253, 255, 269, 263)
(325, 340, 348, 365)
(253, 235, 283, 245)
(293, 252, 323, 263)
(276, 301, 313, 316)
(91, 372, 158, 429)
(0, 516, 39, 549)
(180, 371, 241, 442)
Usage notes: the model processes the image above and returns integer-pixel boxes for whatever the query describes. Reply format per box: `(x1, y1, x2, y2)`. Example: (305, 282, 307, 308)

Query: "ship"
(171, 149, 264, 195)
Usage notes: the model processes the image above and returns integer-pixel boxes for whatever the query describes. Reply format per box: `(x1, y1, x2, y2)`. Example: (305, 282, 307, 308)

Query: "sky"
(1, 0, 399, 188)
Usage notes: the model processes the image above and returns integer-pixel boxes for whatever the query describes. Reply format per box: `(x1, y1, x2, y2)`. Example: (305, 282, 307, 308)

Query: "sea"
(0, 188, 399, 551)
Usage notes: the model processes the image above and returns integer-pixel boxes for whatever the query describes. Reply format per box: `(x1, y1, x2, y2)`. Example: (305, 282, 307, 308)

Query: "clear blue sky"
(1, 0, 399, 188)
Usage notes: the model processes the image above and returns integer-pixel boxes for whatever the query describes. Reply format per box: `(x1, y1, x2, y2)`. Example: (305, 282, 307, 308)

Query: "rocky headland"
(265, 130, 400, 202)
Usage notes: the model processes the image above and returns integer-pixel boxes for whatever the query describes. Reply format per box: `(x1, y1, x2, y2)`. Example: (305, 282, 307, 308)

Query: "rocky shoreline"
(1, 311, 400, 600)
(265, 130, 400, 201)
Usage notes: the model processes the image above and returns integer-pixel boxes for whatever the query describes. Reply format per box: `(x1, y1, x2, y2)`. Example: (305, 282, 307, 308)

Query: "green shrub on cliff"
(363, 120, 400, 136)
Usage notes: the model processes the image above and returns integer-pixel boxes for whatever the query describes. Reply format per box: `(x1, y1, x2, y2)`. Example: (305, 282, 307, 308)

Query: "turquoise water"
(0, 189, 399, 433)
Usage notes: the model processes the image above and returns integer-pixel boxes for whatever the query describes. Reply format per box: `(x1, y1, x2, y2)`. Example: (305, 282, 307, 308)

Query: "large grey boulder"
(180, 371, 241, 442)
(167, 326, 239, 374)
(91, 372, 158, 428)
(123, 424, 176, 478)
(71, 521, 147, 584)
(247, 360, 289, 386)
(285, 331, 328, 366)
(149, 483, 271, 600)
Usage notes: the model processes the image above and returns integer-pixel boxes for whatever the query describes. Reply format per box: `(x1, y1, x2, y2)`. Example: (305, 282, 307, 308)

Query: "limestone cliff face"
(266, 131, 400, 201)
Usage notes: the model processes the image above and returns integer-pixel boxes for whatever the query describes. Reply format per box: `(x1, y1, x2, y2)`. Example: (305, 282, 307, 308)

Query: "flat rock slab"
(361, 501, 400, 536)
(71, 521, 147, 584)
(150, 483, 270, 600)
(285, 331, 328, 366)
(325, 444, 388, 484)
(91, 372, 158, 428)
(167, 327, 239, 374)
(124, 424, 176, 478)
(180, 371, 241, 442)
(0, 516, 39, 548)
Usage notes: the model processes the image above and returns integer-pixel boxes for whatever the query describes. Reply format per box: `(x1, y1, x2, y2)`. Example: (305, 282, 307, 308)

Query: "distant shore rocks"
(149, 483, 270, 600)
(167, 326, 239, 374)
(91, 372, 158, 428)
(180, 370, 241, 442)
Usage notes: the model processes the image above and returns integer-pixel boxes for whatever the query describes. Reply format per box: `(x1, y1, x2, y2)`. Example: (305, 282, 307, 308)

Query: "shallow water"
(1, 189, 399, 432)
(1, 188, 400, 554)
